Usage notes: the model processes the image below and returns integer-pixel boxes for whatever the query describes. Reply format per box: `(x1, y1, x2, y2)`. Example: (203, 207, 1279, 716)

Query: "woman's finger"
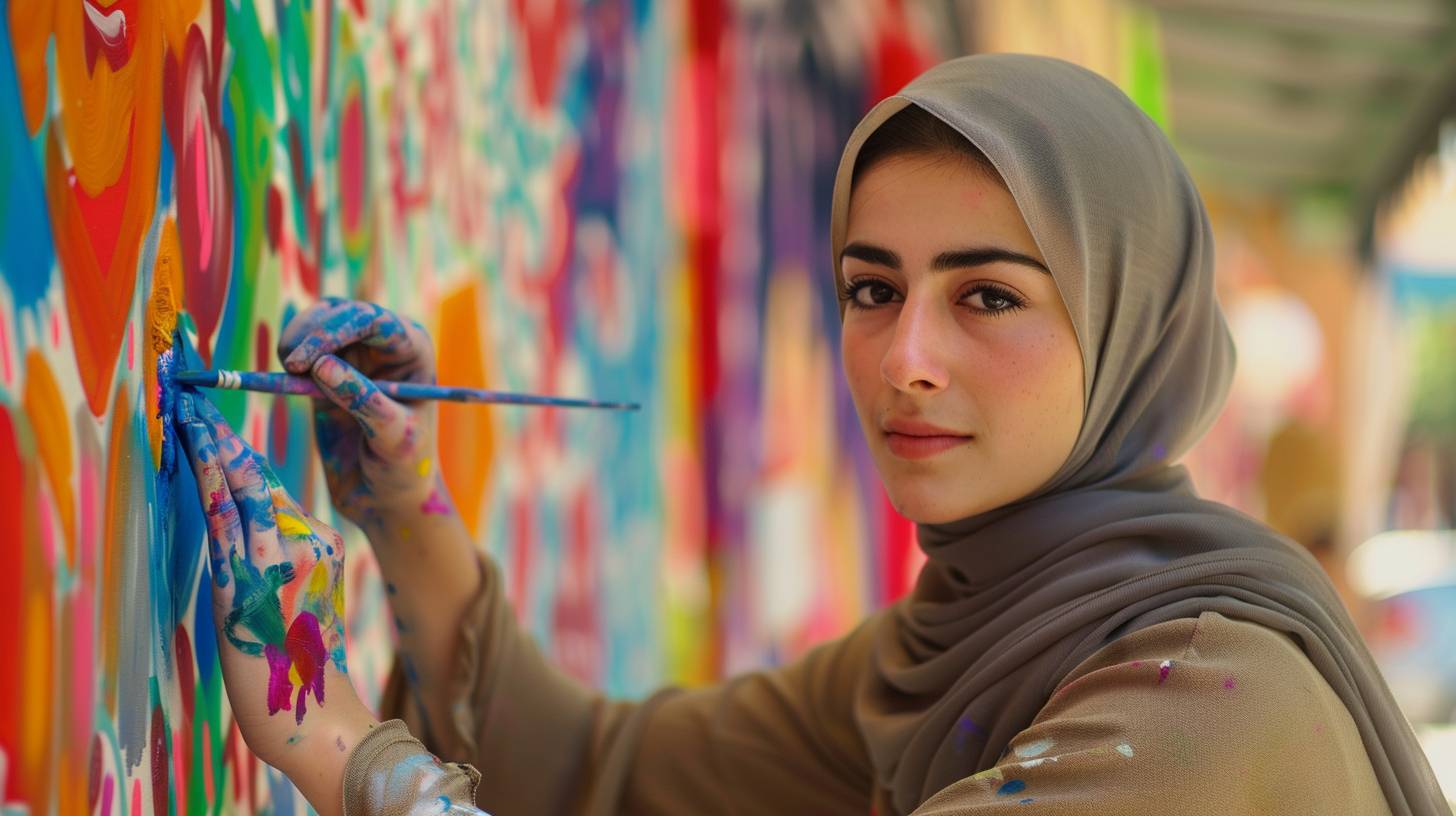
(176, 391, 241, 587)
(274, 296, 346, 362)
(309, 353, 410, 454)
(279, 300, 418, 374)
(192, 394, 278, 536)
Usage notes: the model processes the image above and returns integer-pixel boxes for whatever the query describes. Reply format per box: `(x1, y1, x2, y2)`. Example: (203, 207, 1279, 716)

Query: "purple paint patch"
(954, 714, 986, 753)
(1157, 659, 1173, 684)
(265, 643, 294, 716)
(1223, 676, 1236, 690)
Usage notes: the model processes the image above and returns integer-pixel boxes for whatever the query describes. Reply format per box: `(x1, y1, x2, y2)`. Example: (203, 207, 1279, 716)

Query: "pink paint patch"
(52, 309, 61, 347)
(0, 318, 11, 384)
(192, 118, 214, 269)
(1315, 723, 1326, 734)
(1157, 659, 1173, 684)
(1130, 661, 1143, 669)
(101, 775, 114, 816)
(201, 720, 214, 802)
(1223, 677, 1236, 690)
(131, 778, 140, 816)
(172, 729, 184, 808)
(126, 322, 134, 370)
(249, 413, 265, 451)
(420, 488, 450, 515)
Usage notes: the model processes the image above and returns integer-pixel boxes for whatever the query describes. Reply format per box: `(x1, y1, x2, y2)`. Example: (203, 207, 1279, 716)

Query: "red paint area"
(0, 409, 24, 803)
(82, 0, 140, 72)
(339, 94, 367, 234)
(149, 702, 167, 816)
(510, 0, 574, 110)
(164, 25, 234, 365)
(284, 612, 327, 722)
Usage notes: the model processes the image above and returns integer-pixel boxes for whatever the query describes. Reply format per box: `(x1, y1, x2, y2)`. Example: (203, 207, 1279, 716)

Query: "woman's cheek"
(839, 323, 883, 408)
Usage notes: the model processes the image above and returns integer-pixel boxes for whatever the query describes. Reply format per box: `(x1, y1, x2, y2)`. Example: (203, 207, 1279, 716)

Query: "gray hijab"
(829, 54, 1448, 815)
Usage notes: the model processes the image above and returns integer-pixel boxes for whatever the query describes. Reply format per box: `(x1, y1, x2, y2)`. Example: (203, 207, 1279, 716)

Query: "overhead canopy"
(1137, 0, 1456, 248)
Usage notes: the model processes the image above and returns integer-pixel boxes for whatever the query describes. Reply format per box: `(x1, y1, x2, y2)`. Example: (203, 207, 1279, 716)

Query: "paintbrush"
(174, 369, 640, 411)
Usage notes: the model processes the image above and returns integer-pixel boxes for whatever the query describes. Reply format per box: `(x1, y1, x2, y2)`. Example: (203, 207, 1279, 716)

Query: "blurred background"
(1, 0, 1455, 811)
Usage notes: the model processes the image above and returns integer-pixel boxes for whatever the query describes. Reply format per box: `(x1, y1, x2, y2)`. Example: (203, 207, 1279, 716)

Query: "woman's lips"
(884, 432, 973, 460)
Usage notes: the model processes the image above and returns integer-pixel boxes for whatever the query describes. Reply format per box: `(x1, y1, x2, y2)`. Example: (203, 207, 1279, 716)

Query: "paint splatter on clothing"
(348, 550, 1394, 815)
(342, 720, 487, 815)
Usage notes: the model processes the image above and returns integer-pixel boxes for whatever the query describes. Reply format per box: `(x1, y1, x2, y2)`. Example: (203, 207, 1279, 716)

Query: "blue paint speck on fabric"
(997, 779, 1027, 796)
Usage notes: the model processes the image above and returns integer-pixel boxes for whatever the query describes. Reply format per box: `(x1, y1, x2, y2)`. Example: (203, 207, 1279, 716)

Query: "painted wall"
(0, 0, 938, 811)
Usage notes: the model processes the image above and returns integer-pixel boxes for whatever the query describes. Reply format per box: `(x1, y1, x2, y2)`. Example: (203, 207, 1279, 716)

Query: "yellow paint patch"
(970, 766, 1004, 783)
(307, 558, 330, 600)
(289, 664, 302, 687)
(333, 574, 346, 624)
(417, 457, 431, 477)
(276, 512, 313, 539)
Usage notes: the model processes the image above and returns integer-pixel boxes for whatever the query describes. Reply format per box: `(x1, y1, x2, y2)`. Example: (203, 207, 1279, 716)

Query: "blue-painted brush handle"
(174, 369, 640, 411)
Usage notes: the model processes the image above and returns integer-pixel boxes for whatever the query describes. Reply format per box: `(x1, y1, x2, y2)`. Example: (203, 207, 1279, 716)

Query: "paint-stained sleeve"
(364, 547, 881, 815)
(907, 611, 1395, 815)
(342, 719, 485, 814)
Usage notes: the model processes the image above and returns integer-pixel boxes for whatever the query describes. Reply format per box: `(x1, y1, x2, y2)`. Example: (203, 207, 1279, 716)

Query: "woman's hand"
(176, 389, 376, 813)
(276, 297, 446, 530)
(276, 298, 483, 753)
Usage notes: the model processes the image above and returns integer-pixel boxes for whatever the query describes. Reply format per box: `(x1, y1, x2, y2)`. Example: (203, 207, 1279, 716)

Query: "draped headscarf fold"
(828, 53, 1448, 816)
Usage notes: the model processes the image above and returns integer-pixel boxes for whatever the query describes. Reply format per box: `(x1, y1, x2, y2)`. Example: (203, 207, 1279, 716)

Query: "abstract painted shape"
(34, 0, 165, 415)
(163, 23, 233, 365)
(23, 351, 75, 558)
(0, 0, 54, 309)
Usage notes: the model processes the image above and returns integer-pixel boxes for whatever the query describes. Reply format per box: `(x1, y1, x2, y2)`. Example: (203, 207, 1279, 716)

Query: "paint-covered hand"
(175, 389, 376, 780)
(277, 298, 448, 529)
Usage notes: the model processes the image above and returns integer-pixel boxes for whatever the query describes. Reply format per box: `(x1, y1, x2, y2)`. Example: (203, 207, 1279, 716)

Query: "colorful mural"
(0, 0, 938, 811)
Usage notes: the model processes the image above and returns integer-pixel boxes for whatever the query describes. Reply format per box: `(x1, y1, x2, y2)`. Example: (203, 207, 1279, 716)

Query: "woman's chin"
(882, 480, 989, 525)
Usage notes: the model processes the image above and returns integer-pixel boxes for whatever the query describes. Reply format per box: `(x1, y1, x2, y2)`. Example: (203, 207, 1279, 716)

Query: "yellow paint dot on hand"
(417, 458, 432, 477)
(276, 512, 313, 539)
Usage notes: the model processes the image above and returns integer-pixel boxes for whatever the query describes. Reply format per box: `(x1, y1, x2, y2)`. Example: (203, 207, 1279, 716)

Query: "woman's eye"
(971, 291, 1009, 310)
(844, 281, 900, 308)
(964, 287, 1025, 314)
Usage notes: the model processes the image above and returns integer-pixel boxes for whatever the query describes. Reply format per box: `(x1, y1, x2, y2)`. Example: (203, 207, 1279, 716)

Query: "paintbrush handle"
(174, 369, 640, 411)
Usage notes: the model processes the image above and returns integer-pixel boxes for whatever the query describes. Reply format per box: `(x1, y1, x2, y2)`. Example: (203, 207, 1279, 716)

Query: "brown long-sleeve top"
(342, 548, 1396, 815)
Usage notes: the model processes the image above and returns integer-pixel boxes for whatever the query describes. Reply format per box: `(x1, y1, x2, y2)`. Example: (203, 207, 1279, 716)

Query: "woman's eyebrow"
(840, 241, 1049, 275)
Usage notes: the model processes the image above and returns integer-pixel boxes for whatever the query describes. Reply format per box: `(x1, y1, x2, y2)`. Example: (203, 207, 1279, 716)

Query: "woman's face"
(840, 152, 1085, 524)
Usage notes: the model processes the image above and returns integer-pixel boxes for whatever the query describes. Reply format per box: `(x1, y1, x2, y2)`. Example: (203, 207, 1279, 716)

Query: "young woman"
(176, 54, 1449, 815)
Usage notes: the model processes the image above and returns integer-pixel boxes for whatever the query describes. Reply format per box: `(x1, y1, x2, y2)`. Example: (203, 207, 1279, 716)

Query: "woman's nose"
(880, 296, 952, 393)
